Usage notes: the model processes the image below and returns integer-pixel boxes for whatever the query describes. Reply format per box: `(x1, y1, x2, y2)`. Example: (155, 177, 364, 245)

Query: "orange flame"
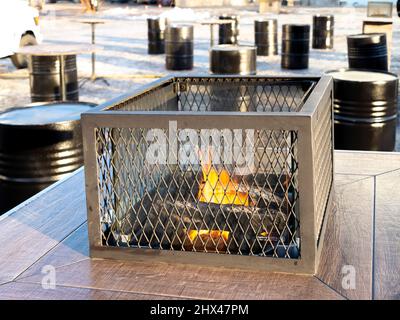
(197, 152, 250, 206)
(189, 149, 250, 247)
(188, 230, 230, 243)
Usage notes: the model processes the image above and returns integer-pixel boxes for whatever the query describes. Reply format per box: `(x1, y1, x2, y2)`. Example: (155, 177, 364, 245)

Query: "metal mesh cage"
(83, 76, 334, 273)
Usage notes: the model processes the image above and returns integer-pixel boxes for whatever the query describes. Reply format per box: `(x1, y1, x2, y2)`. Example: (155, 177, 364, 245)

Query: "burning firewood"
(103, 165, 294, 256)
(108, 193, 289, 255)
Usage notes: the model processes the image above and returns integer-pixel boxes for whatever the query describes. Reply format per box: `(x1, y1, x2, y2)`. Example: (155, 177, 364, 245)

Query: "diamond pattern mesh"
(176, 78, 312, 112)
(111, 77, 314, 113)
(94, 77, 317, 260)
(97, 128, 299, 258)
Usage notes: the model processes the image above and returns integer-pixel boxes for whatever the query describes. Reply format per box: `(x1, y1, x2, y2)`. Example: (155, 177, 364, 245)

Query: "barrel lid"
(313, 14, 334, 19)
(0, 102, 95, 126)
(211, 44, 256, 52)
(254, 18, 277, 23)
(167, 23, 193, 29)
(347, 33, 386, 45)
(327, 69, 398, 83)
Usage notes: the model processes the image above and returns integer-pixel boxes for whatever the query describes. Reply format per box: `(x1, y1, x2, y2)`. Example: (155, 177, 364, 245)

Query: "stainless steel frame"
(82, 75, 334, 274)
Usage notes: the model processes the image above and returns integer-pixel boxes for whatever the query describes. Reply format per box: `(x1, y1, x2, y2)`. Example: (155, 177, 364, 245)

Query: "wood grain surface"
(0, 151, 399, 299)
(317, 174, 374, 299)
(18, 259, 343, 300)
(0, 170, 86, 283)
(374, 169, 400, 300)
(335, 151, 400, 176)
(16, 223, 89, 280)
(0, 281, 184, 300)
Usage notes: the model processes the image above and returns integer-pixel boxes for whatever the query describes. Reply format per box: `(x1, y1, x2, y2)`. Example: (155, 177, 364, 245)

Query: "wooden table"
(200, 19, 235, 47)
(74, 19, 107, 85)
(0, 151, 399, 300)
(18, 44, 96, 101)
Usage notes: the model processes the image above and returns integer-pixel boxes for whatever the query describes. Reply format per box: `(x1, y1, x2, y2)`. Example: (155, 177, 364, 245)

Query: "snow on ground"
(0, 3, 399, 149)
(159, 7, 211, 22)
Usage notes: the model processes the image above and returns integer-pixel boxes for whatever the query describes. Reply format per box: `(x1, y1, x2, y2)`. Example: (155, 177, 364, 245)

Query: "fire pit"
(82, 75, 334, 274)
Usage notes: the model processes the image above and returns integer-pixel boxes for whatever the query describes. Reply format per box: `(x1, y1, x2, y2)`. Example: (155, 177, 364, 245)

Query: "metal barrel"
(254, 18, 278, 56)
(210, 83, 255, 112)
(209, 45, 256, 112)
(281, 24, 310, 69)
(147, 17, 168, 54)
(0, 101, 96, 214)
(312, 15, 334, 49)
(347, 33, 388, 71)
(29, 55, 79, 102)
(210, 45, 257, 75)
(327, 69, 398, 151)
(218, 14, 239, 45)
(165, 24, 194, 71)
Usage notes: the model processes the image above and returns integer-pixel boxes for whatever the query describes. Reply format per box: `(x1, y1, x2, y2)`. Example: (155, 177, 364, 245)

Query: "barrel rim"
(254, 18, 278, 23)
(147, 16, 168, 22)
(347, 33, 387, 45)
(325, 68, 398, 84)
(313, 14, 334, 20)
(347, 32, 386, 39)
(210, 44, 257, 52)
(0, 101, 97, 128)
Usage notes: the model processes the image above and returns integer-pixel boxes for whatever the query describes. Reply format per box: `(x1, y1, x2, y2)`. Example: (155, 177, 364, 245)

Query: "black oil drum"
(29, 55, 79, 102)
(281, 24, 310, 69)
(254, 18, 278, 56)
(165, 24, 194, 71)
(0, 101, 96, 214)
(312, 15, 334, 49)
(210, 84, 254, 112)
(219, 14, 239, 45)
(147, 17, 168, 54)
(210, 45, 257, 75)
(347, 33, 388, 71)
(209, 45, 256, 111)
(327, 69, 398, 151)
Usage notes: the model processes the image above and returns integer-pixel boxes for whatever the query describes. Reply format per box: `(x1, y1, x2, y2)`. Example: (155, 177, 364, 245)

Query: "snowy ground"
(0, 3, 399, 150)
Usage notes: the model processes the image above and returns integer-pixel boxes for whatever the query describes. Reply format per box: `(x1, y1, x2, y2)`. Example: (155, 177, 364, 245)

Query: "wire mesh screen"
(176, 78, 314, 112)
(108, 77, 315, 113)
(96, 126, 300, 258)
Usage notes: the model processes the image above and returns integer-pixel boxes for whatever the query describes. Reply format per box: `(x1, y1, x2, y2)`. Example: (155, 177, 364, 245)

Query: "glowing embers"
(187, 229, 230, 242)
(186, 229, 230, 252)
